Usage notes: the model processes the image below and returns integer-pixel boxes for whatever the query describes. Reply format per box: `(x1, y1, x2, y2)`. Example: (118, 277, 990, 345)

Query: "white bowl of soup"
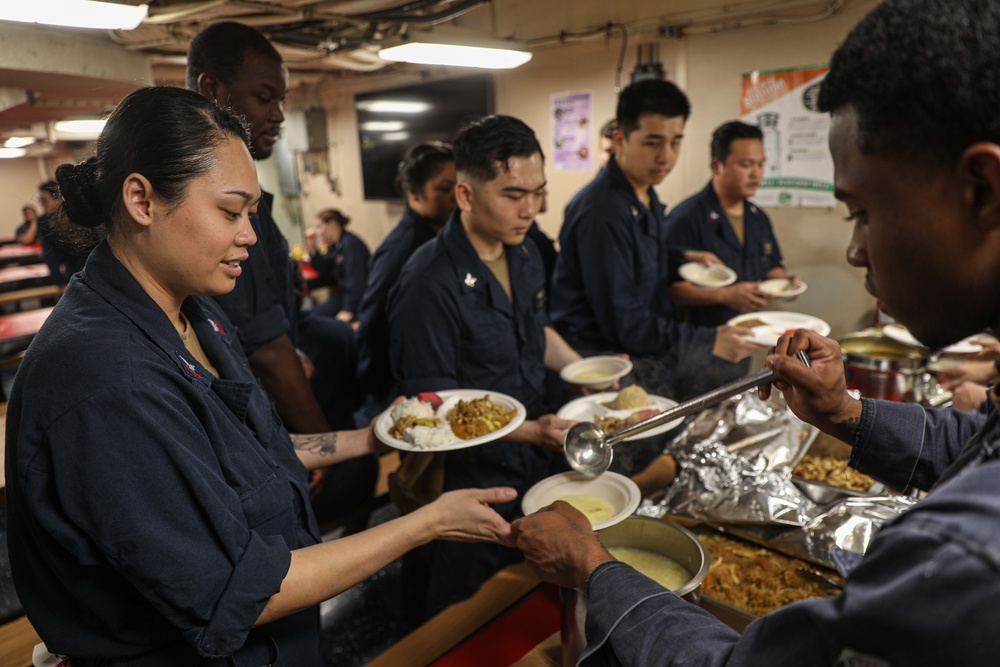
(521, 471, 640, 531)
(559, 356, 633, 391)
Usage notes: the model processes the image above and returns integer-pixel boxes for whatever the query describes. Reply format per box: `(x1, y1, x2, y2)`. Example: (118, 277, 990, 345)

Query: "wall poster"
(740, 65, 835, 207)
(551, 90, 592, 172)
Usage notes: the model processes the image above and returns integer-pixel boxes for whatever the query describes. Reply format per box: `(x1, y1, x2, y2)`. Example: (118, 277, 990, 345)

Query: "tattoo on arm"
(290, 432, 338, 457)
(834, 416, 860, 444)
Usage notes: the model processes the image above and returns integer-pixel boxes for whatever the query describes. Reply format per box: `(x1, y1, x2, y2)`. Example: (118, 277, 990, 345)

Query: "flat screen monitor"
(355, 74, 493, 200)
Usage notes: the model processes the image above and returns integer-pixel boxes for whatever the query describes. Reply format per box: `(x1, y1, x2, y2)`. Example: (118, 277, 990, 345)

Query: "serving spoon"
(564, 350, 812, 477)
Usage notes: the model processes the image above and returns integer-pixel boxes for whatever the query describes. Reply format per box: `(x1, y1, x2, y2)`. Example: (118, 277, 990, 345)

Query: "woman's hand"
(761, 330, 862, 441)
(419, 487, 518, 546)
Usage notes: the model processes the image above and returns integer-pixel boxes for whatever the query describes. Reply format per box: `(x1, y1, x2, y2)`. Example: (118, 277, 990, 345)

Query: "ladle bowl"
(564, 350, 811, 477)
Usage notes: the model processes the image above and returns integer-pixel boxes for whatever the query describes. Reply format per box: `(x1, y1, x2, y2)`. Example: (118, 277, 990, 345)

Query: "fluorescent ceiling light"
(378, 35, 532, 70)
(381, 132, 410, 142)
(54, 119, 107, 137)
(4, 137, 35, 148)
(355, 100, 430, 114)
(360, 121, 405, 132)
(0, 148, 27, 159)
(0, 0, 148, 30)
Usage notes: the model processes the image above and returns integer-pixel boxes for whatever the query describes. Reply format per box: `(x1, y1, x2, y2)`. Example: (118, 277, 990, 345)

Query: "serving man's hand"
(511, 501, 614, 591)
(760, 330, 863, 442)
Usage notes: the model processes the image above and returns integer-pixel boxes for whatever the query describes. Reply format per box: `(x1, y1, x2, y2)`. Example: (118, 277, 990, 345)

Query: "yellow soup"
(573, 370, 610, 381)
(559, 494, 617, 524)
(607, 546, 693, 591)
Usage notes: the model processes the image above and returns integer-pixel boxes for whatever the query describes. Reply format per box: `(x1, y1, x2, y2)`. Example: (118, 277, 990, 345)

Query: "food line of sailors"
(10, 1, 1000, 663)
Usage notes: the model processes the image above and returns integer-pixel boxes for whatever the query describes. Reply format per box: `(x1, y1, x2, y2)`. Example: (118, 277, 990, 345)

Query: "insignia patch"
(464, 272, 478, 288)
(208, 318, 226, 335)
(534, 287, 547, 311)
(709, 211, 720, 220)
(174, 350, 209, 386)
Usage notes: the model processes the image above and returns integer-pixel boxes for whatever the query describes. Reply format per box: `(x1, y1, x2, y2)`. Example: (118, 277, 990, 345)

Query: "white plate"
(727, 311, 832, 348)
(759, 278, 807, 299)
(882, 324, 984, 354)
(559, 356, 633, 390)
(678, 262, 737, 289)
(556, 392, 682, 440)
(521, 471, 640, 531)
(374, 389, 526, 452)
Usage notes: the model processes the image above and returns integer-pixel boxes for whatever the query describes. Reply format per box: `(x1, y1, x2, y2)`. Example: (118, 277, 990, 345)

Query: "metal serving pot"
(560, 517, 710, 666)
(838, 331, 929, 402)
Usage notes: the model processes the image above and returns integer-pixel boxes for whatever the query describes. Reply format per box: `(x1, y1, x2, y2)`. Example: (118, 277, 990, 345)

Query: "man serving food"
(513, 0, 1000, 663)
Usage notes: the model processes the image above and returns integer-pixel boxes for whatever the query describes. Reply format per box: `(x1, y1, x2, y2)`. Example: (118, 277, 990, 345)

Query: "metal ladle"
(564, 350, 812, 477)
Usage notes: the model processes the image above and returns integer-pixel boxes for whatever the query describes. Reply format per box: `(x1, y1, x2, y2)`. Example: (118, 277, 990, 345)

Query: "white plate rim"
(727, 311, 831, 347)
(520, 470, 641, 531)
(882, 324, 984, 354)
(758, 278, 807, 298)
(374, 389, 527, 452)
(678, 262, 737, 288)
(556, 391, 682, 440)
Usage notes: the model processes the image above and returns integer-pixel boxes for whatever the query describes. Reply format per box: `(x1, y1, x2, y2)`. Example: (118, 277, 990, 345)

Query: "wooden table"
(0, 265, 50, 292)
(0, 245, 41, 267)
(368, 562, 562, 667)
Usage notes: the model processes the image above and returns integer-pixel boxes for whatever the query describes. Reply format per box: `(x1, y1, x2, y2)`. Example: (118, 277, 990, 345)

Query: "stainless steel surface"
(838, 330, 929, 402)
(560, 517, 710, 666)
(565, 350, 811, 477)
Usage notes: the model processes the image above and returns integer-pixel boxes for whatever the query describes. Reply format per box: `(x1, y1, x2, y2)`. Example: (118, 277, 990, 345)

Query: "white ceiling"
(0, 0, 847, 152)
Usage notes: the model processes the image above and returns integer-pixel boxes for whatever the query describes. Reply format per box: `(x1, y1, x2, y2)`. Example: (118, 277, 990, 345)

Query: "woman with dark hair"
(4, 86, 515, 666)
(304, 207, 370, 322)
(355, 141, 457, 413)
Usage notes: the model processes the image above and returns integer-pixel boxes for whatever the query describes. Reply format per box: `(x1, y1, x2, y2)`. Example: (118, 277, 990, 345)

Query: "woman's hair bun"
(55, 157, 105, 229)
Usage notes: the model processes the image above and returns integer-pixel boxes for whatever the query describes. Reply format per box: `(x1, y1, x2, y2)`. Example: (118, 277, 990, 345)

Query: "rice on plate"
(388, 396, 453, 448)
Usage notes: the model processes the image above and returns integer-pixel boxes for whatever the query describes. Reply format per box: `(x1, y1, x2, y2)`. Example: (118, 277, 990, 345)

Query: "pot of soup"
(838, 330, 929, 402)
(560, 517, 710, 666)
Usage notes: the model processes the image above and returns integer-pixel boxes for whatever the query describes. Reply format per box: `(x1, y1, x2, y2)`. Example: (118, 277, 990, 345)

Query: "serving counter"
(367, 562, 562, 667)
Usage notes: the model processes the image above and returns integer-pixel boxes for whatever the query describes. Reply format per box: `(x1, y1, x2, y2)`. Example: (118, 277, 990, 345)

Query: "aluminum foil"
(637, 391, 820, 525)
(636, 392, 917, 569)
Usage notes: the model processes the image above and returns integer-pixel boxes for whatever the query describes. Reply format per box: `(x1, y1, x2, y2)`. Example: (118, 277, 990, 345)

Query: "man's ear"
(455, 181, 475, 212)
(710, 156, 723, 177)
(612, 129, 626, 154)
(121, 173, 156, 228)
(960, 142, 1000, 231)
(197, 72, 222, 103)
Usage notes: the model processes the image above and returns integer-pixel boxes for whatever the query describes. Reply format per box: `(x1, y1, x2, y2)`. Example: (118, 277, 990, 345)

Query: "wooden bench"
(0, 616, 41, 667)
(0, 286, 62, 310)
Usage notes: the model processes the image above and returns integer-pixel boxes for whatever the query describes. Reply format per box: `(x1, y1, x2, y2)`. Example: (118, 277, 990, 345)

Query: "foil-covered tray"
(636, 392, 916, 570)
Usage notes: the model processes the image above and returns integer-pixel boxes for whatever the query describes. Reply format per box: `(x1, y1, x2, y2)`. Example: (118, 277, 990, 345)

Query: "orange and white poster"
(740, 65, 834, 207)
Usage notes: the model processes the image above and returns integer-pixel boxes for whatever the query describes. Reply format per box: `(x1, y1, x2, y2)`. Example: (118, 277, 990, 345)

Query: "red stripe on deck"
(431, 584, 561, 667)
